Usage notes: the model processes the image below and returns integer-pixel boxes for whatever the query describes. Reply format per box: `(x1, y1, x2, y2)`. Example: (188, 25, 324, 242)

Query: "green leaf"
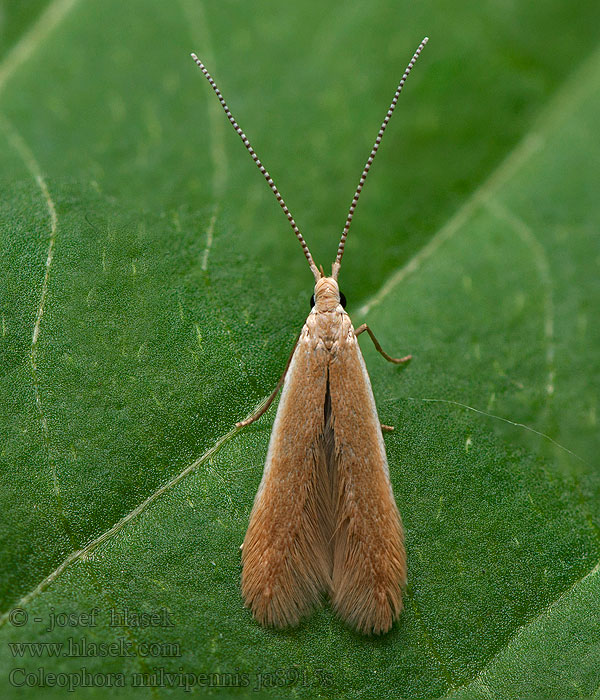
(1, 1, 599, 698)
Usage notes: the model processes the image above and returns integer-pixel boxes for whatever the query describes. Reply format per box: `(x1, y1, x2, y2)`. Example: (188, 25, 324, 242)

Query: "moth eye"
(310, 294, 315, 308)
(340, 292, 347, 308)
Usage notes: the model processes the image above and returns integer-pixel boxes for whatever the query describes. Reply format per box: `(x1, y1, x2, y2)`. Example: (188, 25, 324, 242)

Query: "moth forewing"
(329, 319, 405, 634)
(241, 307, 333, 628)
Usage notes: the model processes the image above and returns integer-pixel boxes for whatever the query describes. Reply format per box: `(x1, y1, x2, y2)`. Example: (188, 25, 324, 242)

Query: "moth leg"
(235, 335, 299, 428)
(354, 324, 412, 365)
(381, 424, 394, 432)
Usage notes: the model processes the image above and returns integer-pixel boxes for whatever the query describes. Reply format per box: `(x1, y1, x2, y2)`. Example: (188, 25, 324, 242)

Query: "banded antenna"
(331, 36, 429, 280)
(190, 54, 321, 282)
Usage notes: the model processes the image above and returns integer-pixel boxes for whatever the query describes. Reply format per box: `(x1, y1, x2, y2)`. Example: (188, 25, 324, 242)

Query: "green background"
(1, 0, 599, 697)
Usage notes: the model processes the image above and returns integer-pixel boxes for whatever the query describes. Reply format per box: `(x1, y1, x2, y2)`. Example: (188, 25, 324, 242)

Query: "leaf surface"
(1, 1, 599, 697)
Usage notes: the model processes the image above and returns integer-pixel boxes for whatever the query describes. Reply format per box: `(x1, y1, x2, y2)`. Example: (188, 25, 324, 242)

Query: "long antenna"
(332, 37, 429, 280)
(190, 54, 321, 282)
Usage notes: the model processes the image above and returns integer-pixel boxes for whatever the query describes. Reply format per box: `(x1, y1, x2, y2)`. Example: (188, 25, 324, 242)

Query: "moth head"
(311, 277, 346, 312)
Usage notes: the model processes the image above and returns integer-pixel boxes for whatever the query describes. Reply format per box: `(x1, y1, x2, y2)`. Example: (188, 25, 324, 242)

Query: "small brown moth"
(191, 37, 428, 635)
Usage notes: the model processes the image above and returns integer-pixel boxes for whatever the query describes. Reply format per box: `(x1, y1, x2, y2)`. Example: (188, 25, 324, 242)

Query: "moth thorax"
(314, 277, 341, 312)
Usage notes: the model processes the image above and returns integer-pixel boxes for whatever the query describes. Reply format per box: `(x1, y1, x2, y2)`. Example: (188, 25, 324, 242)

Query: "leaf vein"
(486, 199, 556, 400)
(0, 0, 81, 97)
(407, 593, 458, 690)
(358, 41, 600, 317)
(0, 116, 66, 509)
(179, 0, 228, 272)
(444, 559, 600, 698)
(0, 417, 247, 627)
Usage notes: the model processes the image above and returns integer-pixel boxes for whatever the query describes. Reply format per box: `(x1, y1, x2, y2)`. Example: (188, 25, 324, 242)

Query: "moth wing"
(241, 320, 333, 628)
(329, 320, 406, 635)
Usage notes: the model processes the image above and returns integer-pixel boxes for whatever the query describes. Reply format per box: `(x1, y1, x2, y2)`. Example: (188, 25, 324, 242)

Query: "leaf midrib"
(443, 561, 600, 698)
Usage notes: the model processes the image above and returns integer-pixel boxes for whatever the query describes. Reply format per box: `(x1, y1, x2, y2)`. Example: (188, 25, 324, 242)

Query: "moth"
(191, 37, 428, 635)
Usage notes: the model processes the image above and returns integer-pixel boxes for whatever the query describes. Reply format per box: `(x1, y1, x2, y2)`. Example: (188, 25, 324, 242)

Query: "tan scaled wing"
(241, 316, 335, 628)
(328, 315, 406, 635)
